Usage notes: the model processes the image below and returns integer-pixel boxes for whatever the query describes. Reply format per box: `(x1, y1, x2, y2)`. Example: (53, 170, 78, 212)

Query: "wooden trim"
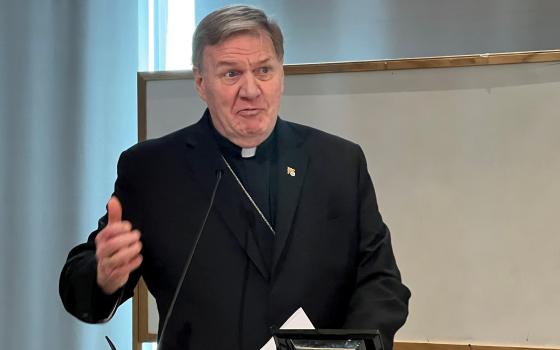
(137, 74, 148, 142)
(135, 74, 156, 343)
(137, 50, 560, 82)
(145, 333, 157, 342)
(137, 278, 156, 342)
(285, 50, 560, 75)
(134, 73, 149, 347)
(132, 284, 140, 350)
(144, 333, 157, 343)
(133, 339, 560, 349)
(395, 343, 559, 350)
(135, 90, 149, 350)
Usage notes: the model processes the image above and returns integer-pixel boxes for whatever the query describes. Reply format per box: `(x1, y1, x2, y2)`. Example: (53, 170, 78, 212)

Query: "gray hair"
(192, 5, 284, 70)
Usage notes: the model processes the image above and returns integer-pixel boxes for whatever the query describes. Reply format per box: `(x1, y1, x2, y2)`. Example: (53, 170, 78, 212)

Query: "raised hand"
(95, 196, 143, 295)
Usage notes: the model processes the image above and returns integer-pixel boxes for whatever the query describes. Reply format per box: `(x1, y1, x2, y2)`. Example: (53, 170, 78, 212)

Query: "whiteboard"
(139, 60, 560, 347)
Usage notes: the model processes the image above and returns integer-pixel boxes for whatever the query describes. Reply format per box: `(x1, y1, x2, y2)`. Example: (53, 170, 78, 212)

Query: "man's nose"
(239, 74, 261, 99)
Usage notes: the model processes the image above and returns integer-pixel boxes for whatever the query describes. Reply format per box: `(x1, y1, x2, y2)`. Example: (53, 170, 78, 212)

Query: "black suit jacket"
(60, 112, 410, 350)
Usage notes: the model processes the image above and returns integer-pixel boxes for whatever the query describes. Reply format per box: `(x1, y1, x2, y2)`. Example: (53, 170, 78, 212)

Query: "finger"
(128, 254, 143, 270)
(104, 229, 141, 256)
(110, 240, 142, 265)
(107, 196, 122, 225)
(96, 224, 137, 249)
(95, 221, 134, 245)
(105, 254, 143, 285)
(100, 240, 142, 271)
(97, 236, 141, 267)
(95, 227, 137, 260)
(110, 254, 143, 278)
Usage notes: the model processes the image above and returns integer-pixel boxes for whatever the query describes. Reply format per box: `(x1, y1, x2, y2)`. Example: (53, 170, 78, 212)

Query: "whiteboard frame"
(133, 50, 560, 350)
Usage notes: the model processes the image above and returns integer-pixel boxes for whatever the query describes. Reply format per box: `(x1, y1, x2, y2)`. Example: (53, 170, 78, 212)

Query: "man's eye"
(258, 67, 270, 74)
(225, 71, 239, 78)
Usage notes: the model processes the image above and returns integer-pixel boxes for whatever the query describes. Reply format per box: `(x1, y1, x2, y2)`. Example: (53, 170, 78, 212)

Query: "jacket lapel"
(272, 119, 309, 274)
(181, 116, 270, 280)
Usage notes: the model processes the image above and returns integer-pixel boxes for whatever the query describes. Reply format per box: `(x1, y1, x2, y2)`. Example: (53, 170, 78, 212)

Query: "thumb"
(107, 196, 122, 224)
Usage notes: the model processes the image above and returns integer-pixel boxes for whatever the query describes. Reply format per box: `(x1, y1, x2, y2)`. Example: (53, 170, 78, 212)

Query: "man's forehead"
(203, 32, 278, 64)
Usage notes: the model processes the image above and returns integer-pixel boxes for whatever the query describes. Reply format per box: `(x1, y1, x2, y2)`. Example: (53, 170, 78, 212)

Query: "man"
(60, 5, 410, 350)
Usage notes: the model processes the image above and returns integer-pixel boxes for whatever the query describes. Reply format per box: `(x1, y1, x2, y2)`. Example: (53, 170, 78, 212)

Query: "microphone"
(157, 169, 223, 350)
(105, 336, 117, 350)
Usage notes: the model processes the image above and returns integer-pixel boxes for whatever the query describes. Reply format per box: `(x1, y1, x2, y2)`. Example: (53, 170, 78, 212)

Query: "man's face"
(194, 32, 284, 148)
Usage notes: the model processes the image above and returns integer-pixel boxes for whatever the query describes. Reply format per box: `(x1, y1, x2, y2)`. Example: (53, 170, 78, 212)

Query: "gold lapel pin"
(287, 166, 296, 177)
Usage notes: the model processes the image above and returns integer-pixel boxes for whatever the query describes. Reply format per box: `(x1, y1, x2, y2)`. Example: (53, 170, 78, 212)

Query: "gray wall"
(0, 1, 137, 349)
(196, 0, 560, 63)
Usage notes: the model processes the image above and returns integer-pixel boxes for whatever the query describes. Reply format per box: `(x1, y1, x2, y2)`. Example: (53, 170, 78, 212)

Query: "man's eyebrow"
(254, 58, 273, 65)
(215, 58, 274, 69)
(215, 61, 238, 69)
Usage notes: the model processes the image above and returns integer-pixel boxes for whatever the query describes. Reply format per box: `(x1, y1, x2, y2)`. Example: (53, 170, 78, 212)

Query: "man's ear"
(193, 67, 207, 102)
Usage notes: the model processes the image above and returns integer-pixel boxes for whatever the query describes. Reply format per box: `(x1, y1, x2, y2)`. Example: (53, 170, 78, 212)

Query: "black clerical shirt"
(208, 117, 278, 271)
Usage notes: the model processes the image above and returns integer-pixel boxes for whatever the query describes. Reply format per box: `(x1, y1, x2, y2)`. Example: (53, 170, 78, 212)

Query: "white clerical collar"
(241, 147, 257, 158)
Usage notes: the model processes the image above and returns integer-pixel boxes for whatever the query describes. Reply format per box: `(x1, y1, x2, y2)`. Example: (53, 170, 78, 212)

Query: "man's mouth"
(237, 108, 262, 117)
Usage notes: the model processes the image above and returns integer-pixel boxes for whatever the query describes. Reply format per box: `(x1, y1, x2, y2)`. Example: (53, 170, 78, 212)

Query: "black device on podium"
(273, 329, 384, 350)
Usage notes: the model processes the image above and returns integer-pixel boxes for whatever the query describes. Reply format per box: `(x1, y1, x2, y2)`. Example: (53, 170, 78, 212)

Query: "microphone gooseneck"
(105, 336, 117, 350)
(157, 169, 223, 350)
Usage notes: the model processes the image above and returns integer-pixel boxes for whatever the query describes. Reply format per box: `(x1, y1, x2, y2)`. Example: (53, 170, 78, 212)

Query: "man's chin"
(232, 129, 270, 147)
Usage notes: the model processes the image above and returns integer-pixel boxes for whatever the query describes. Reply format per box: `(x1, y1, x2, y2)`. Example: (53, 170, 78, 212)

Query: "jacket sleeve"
(59, 150, 143, 323)
(343, 147, 411, 350)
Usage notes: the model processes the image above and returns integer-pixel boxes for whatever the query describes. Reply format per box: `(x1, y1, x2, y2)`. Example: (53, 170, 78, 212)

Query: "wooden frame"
(394, 344, 560, 350)
(133, 50, 560, 350)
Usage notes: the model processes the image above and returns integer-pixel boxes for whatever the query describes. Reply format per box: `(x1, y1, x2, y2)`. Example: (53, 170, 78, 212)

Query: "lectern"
(273, 329, 384, 350)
